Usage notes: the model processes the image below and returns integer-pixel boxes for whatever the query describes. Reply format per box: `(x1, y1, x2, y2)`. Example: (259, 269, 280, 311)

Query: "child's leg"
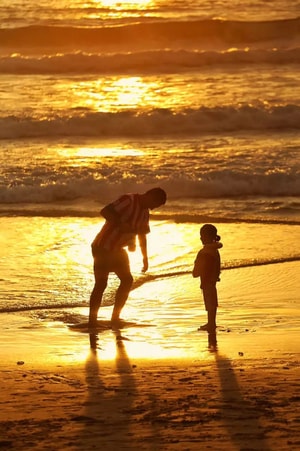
(207, 306, 217, 331)
(203, 285, 218, 331)
(197, 288, 208, 330)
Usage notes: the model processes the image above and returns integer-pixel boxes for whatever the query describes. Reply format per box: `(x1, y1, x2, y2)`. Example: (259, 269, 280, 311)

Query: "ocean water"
(0, 0, 299, 358)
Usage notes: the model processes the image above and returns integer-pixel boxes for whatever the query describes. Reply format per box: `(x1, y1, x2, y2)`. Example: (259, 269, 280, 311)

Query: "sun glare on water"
(95, 0, 153, 8)
(70, 77, 166, 113)
(61, 146, 144, 158)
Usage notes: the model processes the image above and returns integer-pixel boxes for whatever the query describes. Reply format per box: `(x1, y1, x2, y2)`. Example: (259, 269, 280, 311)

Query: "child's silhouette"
(192, 224, 222, 332)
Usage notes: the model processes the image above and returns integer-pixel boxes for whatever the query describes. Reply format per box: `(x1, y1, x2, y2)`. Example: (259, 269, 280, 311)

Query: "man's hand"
(142, 257, 149, 273)
(138, 234, 148, 272)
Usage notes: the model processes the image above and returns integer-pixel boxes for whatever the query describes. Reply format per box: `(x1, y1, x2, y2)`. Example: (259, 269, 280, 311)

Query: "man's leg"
(89, 265, 108, 326)
(111, 251, 133, 322)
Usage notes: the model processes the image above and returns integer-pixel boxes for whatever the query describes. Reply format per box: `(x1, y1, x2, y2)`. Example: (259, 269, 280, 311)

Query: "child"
(192, 224, 223, 332)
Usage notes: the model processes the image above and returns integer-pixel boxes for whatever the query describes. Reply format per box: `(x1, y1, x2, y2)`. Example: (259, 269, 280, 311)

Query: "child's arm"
(193, 252, 215, 284)
(192, 253, 202, 278)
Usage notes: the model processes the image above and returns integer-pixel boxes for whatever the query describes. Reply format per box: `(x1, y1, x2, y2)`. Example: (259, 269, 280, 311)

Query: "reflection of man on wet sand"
(89, 188, 167, 327)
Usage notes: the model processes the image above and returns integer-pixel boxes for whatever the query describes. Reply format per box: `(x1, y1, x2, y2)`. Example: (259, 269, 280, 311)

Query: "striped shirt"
(92, 194, 150, 251)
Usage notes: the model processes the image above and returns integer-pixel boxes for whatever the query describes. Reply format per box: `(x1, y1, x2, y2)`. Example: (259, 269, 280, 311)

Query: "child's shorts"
(202, 285, 218, 310)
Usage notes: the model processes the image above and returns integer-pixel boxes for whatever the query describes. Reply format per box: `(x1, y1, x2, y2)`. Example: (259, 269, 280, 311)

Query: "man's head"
(143, 187, 167, 210)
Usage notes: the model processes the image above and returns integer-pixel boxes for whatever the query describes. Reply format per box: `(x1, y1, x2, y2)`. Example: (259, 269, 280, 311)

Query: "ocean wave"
(1, 47, 299, 75)
(1, 169, 299, 206)
(0, 104, 299, 140)
(1, 17, 299, 53)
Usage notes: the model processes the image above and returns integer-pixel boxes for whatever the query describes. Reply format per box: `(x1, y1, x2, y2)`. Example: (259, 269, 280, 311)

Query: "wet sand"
(1, 261, 299, 450)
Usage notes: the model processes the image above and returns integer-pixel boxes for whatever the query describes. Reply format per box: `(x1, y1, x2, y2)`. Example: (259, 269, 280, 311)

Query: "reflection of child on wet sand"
(192, 224, 222, 333)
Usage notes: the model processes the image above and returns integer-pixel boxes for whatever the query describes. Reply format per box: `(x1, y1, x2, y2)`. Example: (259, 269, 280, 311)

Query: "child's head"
(200, 224, 220, 244)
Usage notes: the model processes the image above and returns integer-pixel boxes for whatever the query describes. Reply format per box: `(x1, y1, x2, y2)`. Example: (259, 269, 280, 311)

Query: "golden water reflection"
(57, 145, 145, 159)
(69, 76, 195, 112)
(93, 0, 153, 10)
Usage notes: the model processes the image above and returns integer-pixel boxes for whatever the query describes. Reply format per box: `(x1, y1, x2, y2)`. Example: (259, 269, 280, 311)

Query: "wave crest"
(1, 17, 299, 53)
(1, 48, 299, 75)
(0, 104, 299, 140)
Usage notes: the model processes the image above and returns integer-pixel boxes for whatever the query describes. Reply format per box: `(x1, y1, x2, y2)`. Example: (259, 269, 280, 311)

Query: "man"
(89, 187, 167, 326)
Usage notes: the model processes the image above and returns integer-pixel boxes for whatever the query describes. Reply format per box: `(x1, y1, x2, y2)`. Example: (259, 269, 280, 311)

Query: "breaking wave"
(0, 47, 299, 75)
(1, 104, 299, 140)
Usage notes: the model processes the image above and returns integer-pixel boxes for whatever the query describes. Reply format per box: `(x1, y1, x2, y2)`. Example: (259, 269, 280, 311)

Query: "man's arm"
(138, 234, 148, 272)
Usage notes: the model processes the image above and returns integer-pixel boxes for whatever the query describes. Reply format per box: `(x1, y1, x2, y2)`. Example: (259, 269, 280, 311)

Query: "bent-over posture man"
(89, 187, 167, 326)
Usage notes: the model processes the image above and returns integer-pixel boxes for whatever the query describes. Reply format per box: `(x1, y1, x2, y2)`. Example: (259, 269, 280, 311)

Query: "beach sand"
(1, 263, 299, 451)
(1, 349, 299, 450)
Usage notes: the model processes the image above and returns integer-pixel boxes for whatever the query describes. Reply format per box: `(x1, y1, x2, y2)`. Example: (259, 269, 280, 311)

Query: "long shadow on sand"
(214, 347, 271, 450)
(78, 329, 162, 450)
(80, 331, 137, 449)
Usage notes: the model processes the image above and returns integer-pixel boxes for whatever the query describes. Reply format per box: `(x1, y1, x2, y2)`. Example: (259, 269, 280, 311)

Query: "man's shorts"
(92, 246, 130, 273)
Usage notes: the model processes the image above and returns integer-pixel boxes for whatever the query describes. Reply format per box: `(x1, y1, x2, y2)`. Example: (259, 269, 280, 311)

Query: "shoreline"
(1, 306, 299, 367)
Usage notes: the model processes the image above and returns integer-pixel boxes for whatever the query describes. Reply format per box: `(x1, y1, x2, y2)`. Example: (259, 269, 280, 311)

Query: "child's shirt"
(192, 242, 223, 289)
